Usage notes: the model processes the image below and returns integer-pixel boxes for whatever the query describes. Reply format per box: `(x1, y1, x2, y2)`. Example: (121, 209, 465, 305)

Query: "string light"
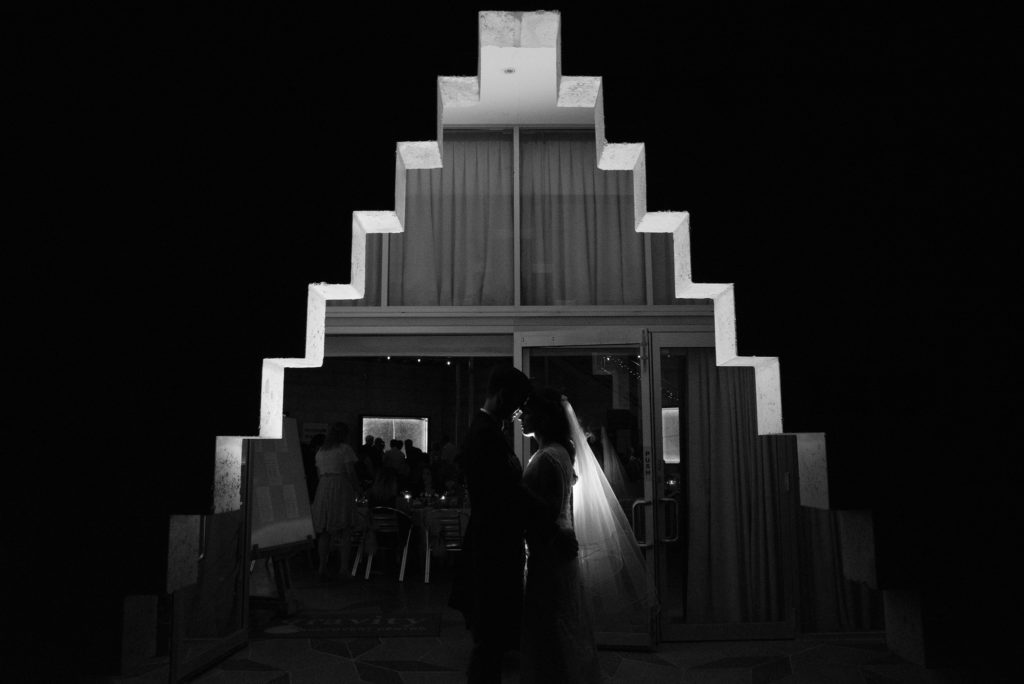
(599, 354, 681, 403)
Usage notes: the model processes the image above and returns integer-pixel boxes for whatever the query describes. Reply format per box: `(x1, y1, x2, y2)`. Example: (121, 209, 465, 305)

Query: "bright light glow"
(362, 416, 429, 450)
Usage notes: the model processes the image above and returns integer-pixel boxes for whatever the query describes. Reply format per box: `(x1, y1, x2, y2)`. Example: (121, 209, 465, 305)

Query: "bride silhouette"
(518, 388, 600, 682)
(518, 388, 657, 682)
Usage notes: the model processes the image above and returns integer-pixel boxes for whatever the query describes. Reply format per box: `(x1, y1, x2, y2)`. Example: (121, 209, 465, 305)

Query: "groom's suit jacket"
(449, 409, 526, 649)
(462, 410, 526, 555)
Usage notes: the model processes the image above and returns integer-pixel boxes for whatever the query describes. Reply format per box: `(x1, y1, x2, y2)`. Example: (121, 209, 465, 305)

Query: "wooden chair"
(359, 507, 412, 581)
(424, 508, 469, 583)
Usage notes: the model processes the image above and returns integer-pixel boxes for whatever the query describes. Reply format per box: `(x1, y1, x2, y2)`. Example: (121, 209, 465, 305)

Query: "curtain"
(520, 131, 645, 305)
(388, 131, 515, 306)
(346, 129, 679, 307)
(650, 232, 678, 304)
(682, 348, 881, 628)
(798, 508, 883, 631)
(684, 348, 788, 623)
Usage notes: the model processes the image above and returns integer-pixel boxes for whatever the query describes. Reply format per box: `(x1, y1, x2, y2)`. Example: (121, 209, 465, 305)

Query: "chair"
(424, 508, 469, 583)
(358, 506, 412, 581)
(329, 525, 367, 577)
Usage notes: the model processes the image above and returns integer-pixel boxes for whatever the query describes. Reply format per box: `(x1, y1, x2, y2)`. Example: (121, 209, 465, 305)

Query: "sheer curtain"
(344, 129, 678, 307)
(684, 348, 789, 623)
(520, 131, 645, 305)
(388, 131, 515, 306)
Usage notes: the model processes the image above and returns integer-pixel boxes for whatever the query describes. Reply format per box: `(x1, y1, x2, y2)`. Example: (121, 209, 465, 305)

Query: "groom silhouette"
(449, 365, 533, 683)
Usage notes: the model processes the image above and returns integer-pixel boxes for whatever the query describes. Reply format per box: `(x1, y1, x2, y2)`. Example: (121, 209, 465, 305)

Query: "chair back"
(370, 506, 409, 538)
(433, 509, 469, 551)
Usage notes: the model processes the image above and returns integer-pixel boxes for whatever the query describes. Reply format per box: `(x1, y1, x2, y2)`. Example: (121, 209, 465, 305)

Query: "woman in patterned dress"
(310, 422, 360, 578)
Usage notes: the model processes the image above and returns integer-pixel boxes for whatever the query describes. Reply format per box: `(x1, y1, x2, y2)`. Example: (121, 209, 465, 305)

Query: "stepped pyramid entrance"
(173, 11, 875, 672)
(307, 10, 823, 646)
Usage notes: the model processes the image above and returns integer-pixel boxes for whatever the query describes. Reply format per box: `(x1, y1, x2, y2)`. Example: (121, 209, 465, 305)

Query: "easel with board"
(248, 416, 315, 616)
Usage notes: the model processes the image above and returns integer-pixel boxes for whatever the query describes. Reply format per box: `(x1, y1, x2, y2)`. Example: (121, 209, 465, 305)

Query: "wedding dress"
(520, 441, 602, 684)
(520, 400, 657, 682)
(566, 400, 658, 635)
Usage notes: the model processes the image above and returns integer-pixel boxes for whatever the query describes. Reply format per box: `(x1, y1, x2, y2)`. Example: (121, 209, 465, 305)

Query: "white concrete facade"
(207, 10, 826, 519)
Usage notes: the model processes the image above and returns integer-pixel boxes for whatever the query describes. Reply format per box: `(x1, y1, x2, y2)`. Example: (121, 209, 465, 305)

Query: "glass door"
(650, 332, 798, 640)
(516, 328, 657, 648)
(517, 328, 798, 645)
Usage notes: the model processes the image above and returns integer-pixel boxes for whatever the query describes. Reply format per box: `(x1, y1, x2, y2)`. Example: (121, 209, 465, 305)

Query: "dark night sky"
(7, 8, 1020, 669)
(16, 6, 1018, 516)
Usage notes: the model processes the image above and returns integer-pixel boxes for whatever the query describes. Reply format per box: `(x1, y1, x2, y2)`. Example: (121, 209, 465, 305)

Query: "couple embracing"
(449, 365, 604, 684)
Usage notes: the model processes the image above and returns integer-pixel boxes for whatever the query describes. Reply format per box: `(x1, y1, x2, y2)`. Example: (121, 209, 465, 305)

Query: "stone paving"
(104, 558, 1015, 684)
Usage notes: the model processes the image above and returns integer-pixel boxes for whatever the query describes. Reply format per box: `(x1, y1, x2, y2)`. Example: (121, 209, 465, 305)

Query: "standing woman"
(518, 389, 603, 683)
(310, 422, 359, 579)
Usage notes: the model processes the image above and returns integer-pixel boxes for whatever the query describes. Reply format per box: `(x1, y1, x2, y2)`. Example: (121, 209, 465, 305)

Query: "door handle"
(631, 499, 654, 548)
(660, 497, 680, 543)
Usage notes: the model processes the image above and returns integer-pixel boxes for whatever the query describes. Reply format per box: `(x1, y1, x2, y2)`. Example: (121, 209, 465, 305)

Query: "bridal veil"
(564, 398, 658, 633)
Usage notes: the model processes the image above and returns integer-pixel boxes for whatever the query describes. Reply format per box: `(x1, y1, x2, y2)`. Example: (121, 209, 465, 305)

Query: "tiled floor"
(108, 557, 1014, 684)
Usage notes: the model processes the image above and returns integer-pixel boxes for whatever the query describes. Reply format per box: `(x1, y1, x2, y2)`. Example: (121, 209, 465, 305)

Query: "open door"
(517, 328, 798, 646)
(516, 327, 657, 648)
